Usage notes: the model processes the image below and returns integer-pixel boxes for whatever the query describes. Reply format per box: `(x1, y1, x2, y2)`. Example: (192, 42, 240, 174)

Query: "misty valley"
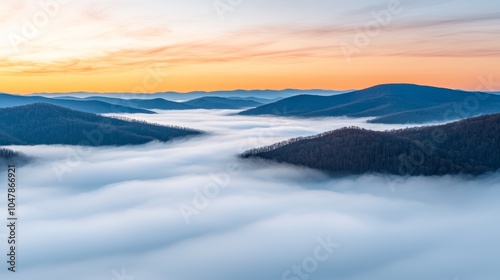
(3, 0, 500, 278)
(2, 84, 500, 177)
(1, 84, 500, 279)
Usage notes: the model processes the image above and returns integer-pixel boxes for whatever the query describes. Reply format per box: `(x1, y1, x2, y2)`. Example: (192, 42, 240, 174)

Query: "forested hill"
(238, 84, 500, 124)
(0, 148, 28, 164)
(241, 113, 500, 176)
(0, 103, 203, 146)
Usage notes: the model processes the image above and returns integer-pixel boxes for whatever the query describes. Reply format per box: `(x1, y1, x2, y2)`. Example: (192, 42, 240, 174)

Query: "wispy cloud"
(0, 0, 499, 92)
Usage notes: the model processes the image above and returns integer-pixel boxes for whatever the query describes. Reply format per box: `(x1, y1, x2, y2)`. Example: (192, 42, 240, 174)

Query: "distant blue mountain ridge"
(3, 84, 498, 123)
(239, 84, 500, 124)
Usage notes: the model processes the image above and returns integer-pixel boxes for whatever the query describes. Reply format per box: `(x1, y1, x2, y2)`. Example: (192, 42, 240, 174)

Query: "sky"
(0, 0, 499, 93)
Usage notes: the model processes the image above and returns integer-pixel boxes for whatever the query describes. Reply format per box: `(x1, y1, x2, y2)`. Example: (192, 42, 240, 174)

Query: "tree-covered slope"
(0, 103, 202, 146)
(241, 114, 500, 176)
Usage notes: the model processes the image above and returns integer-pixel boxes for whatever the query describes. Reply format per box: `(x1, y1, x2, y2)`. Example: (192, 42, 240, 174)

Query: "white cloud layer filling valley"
(1, 110, 499, 280)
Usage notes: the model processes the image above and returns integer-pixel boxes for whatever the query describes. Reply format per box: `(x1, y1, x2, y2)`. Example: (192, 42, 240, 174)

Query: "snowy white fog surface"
(2, 110, 500, 280)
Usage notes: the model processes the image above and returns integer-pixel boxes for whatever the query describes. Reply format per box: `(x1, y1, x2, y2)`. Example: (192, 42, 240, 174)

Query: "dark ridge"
(241, 113, 500, 176)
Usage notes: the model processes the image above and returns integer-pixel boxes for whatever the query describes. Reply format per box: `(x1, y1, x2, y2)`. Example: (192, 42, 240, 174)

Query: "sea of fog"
(2, 110, 500, 280)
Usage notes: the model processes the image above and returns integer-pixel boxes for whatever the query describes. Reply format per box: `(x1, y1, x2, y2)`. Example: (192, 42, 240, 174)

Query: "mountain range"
(0, 93, 270, 114)
(241, 113, 500, 176)
(239, 84, 500, 124)
(0, 93, 155, 114)
(183, 97, 262, 109)
(11, 84, 499, 124)
(34, 89, 342, 101)
(57, 96, 264, 110)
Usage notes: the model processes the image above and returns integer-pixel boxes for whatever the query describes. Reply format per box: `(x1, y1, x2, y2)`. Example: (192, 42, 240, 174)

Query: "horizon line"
(2, 83, 495, 96)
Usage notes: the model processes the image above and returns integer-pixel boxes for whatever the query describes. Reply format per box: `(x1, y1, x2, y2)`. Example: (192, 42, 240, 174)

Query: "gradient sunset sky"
(1, 0, 499, 94)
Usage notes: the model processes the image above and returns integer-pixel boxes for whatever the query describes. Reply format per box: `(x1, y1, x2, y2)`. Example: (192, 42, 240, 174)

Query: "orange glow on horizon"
(1, 1, 499, 94)
(1, 56, 498, 94)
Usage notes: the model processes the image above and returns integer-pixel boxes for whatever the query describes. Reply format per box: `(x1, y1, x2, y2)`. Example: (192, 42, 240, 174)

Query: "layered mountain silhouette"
(63, 96, 197, 110)
(58, 96, 263, 110)
(184, 97, 262, 109)
(241, 113, 500, 176)
(239, 84, 500, 124)
(0, 93, 154, 114)
(0, 103, 202, 146)
(37, 89, 340, 101)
